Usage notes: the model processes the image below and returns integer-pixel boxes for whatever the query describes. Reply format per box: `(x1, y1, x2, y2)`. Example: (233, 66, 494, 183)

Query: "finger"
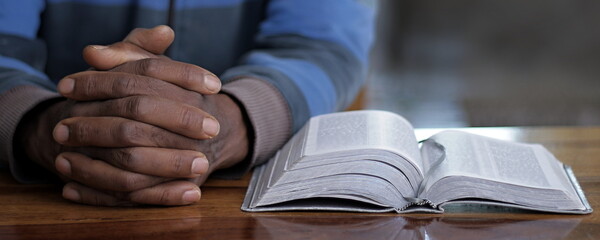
(123, 25, 174, 55)
(60, 60, 220, 98)
(111, 57, 221, 94)
(62, 182, 135, 206)
(128, 180, 201, 205)
(81, 147, 209, 178)
(83, 26, 174, 70)
(70, 96, 220, 139)
(63, 181, 201, 206)
(83, 41, 156, 70)
(52, 116, 205, 149)
(55, 152, 167, 192)
(57, 71, 202, 105)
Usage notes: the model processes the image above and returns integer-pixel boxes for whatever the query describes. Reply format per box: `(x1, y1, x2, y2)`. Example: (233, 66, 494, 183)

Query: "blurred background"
(360, 0, 600, 127)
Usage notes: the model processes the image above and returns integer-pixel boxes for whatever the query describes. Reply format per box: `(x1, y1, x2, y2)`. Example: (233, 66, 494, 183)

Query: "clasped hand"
(20, 26, 249, 206)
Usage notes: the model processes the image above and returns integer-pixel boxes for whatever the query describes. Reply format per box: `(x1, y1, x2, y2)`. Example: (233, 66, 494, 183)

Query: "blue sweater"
(0, 0, 376, 182)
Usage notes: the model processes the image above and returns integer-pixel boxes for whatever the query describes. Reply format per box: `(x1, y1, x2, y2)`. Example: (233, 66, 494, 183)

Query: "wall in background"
(366, 0, 600, 127)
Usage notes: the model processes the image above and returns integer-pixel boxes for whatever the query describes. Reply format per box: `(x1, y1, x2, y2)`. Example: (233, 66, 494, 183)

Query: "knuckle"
(118, 174, 143, 192)
(148, 129, 174, 149)
(112, 76, 137, 96)
(169, 153, 186, 175)
(70, 121, 95, 144)
(176, 65, 194, 87)
(117, 121, 145, 146)
(177, 108, 200, 131)
(125, 96, 142, 117)
(112, 148, 138, 169)
(122, 96, 152, 119)
(158, 190, 172, 205)
(81, 74, 100, 96)
(136, 58, 162, 76)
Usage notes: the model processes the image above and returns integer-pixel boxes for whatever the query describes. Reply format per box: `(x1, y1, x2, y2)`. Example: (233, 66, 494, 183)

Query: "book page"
(246, 110, 422, 211)
(303, 110, 424, 175)
(420, 131, 580, 206)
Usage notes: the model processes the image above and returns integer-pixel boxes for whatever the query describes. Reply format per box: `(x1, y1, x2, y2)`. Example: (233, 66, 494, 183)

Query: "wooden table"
(1, 127, 598, 239)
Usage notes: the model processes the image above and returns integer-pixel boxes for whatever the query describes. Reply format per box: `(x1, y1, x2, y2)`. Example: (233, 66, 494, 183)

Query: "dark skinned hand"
(17, 26, 249, 206)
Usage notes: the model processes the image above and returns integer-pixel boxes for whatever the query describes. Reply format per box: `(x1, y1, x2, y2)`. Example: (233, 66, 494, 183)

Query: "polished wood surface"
(1, 127, 599, 239)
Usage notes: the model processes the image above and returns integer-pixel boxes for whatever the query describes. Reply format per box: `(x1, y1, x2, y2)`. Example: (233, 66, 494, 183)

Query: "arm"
(0, 0, 62, 183)
(33, 26, 250, 206)
(218, 0, 377, 176)
(5, 23, 240, 205)
(0, 1, 244, 205)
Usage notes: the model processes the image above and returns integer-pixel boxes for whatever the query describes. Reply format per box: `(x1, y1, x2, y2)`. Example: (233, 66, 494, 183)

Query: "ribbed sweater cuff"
(218, 78, 292, 178)
(0, 85, 61, 183)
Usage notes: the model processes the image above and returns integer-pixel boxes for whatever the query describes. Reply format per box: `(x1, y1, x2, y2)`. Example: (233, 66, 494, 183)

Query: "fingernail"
(55, 156, 72, 176)
(53, 124, 70, 143)
(204, 74, 221, 93)
(203, 117, 220, 137)
(58, 78, 75, 95)
(91, 45, 108, 50)
(182, 190, 201, 203)
(63, 185, 81, 201)
(191, 157, 209, 175)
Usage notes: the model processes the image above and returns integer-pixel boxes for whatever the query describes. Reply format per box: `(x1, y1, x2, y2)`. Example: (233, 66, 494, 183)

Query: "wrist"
(15, 98, 69, 172)
(203, 93, 250, 172)
(220, 78, 292, 167)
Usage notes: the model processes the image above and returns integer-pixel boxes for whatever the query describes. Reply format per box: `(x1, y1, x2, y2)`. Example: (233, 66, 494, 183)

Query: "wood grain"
(1, 127, 599, 240)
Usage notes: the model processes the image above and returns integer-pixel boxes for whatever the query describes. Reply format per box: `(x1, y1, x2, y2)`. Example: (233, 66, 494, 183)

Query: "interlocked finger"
(78, 147, 209, 178)
(55, 152, 167, 192)
(62, 180, 202, 206)
(70, 95, 219, 139)
(53, 116, 203, 150)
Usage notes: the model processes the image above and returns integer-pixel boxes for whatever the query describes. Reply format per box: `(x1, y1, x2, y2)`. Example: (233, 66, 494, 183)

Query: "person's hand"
(17, 26, 249, 206)
(49, 95, 247, 206)
(58, 26, 249, 206)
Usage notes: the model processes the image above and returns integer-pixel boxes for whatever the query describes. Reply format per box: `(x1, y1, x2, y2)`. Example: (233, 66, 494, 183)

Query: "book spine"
(400, 197, 436, 211)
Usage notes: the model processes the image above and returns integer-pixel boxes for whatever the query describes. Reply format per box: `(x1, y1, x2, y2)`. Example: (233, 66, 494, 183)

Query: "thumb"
(82, 25, 174, 70)
(123, 25, 174, 55)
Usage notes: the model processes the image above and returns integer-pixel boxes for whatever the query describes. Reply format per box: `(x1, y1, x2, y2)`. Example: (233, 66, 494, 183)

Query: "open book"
(242, 110, 592, 214)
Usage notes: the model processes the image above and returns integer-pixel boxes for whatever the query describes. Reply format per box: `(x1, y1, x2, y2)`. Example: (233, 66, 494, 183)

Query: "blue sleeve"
(0, 0, 52, 94)
(0, 0, 58, 181)
(222, 0, 377, 131)
(0, 0, 45, 39)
